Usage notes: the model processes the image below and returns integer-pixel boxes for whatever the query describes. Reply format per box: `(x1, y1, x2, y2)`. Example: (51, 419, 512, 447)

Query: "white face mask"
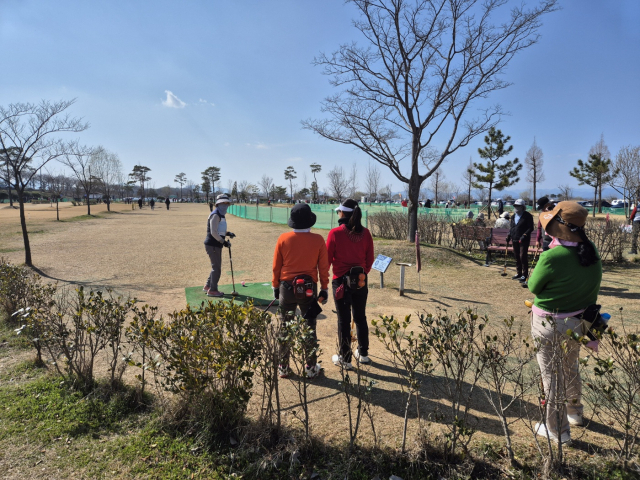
(217, 203, 229, 214)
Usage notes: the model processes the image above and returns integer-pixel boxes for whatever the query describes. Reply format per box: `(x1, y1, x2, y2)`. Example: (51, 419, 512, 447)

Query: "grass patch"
(61, 214, 105, 222)
(0, 247, 23, 253)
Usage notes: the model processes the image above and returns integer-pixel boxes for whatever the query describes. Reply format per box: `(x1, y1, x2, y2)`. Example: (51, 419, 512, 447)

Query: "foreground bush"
(0, 257, 50, 324)
(127, 300, 266, 442)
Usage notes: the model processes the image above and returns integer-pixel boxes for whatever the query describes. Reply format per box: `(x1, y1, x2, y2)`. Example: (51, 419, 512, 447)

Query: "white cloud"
(246, 142, 269, 150)
(162, 90, 186, 108)
(199, 98, 215, 107)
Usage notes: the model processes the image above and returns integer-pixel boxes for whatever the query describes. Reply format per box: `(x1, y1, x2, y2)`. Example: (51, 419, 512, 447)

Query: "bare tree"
(0, 99, 89, 265)
(610, 145, 640, 217)
(310, 163, 322, 202)
(43, 168, 66, 220)
(91, 147, 122, 211)
(327, 166, 349, 202)
(429, 170, 445, 205)
(524, 138, 545, 209)
(365, 162, 381, 201)
(348, 163, 359, 199)
(557, 184, 573, 201)
(304, 0, 558, 240)
(61, 146, 102, 215)
(259, 174, 274, 200)
(461, 157, 474, 205)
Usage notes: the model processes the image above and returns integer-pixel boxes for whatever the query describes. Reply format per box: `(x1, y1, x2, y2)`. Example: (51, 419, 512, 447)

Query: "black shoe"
(512, 274, 522, 280)
(519, 276, 527, 283)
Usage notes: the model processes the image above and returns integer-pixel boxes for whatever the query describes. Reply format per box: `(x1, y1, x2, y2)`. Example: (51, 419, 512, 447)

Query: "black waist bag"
(580, 304, 609, 341)
(347, 266, 366, 290)
(292, 274, 314, 300)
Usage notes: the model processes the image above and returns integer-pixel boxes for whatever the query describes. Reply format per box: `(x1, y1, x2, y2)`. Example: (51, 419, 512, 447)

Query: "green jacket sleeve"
(527, 253, 551, 296)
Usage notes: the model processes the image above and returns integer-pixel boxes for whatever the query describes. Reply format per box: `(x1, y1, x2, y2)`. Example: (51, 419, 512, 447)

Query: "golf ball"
(241, 281, 245, 286)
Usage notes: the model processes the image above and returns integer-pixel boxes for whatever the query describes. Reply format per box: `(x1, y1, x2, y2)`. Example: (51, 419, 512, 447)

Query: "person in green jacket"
(528, 201, 602, 445)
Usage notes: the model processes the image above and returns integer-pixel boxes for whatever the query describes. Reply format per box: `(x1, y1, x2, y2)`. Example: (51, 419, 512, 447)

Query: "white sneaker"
(568, 414, 583, 426)
(305, 363, 322, 379)
(354, 350, 371, 365)
(535, 422, 571, 444)
(331, 354, 353, 370)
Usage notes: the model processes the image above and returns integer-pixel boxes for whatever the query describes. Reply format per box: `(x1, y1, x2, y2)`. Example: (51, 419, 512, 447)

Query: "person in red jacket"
(326, 199, 375, 369)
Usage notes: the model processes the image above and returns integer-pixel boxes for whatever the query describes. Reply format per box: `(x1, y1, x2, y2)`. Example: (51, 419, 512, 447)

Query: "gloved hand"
(226, 232, 236, 238)
(317, 290, 328, 304)
(506, 236, 511, 243)
(273, 287, 280, 300)
(223, 240, 231, 248)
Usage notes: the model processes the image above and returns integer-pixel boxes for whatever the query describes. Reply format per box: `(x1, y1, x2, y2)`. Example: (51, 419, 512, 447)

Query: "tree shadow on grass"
(597, 285, 640, 300)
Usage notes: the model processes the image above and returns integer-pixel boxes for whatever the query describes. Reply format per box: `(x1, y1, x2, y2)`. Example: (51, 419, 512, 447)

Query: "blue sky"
(1, 0, 638, 198)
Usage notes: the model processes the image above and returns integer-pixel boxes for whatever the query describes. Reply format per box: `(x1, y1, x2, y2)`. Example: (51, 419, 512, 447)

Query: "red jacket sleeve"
(536, 219, 542, 243)
(365, 229, 375, 274)
(631, 206, 638, 224)
(317, 241, 329, 290)
(326, 228, 336, 269)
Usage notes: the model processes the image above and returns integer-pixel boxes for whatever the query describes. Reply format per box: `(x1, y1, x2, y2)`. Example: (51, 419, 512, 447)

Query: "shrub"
(369, 212, 453, 245)
(584, 218, 630, 262)
(22, 287, 135, 392)
(0, 258, 43, 324)
(128, 300, 266, 442)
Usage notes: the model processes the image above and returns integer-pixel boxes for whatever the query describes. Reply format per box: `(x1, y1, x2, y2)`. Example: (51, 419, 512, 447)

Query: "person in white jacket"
(203, 194, 234, 297)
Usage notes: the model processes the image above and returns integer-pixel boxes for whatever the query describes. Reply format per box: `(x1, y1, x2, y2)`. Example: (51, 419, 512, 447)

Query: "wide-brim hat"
(288, 203, 316, 229)
(536, 196, 551, 211)
(499, 212, 510, 219)
(215, 193, 231, 205)
(539, 201, 588, 243)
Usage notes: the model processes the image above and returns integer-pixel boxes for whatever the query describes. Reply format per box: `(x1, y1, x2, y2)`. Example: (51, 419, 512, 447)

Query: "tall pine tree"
(471, 128, 522, 219)
(569, 153, 613, 217)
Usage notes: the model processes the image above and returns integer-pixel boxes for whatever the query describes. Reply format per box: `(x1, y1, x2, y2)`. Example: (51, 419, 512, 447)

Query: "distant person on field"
(204, 194, 234, 298)
(138, 198, 142, 209)
(327, 199, 374, 370)
(425, 199, 432, 209)
(209, 199, 213, 212)
(506, 199, 533, 283)
(272, 203, 329, 380)
(165, 198, 170, 210)
(149, 198, 155, 210)
(630, 196, 640, 255)
(497, 198, 504, 216)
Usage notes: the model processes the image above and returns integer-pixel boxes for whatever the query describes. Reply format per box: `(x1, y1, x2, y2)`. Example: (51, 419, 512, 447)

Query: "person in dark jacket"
(165, 197, 170, 210)
(138, 198, 143, 209)
(424, 199, 432, 209)
(507, 198, 534, 282)
(204, 194, 234, 297)
(497, 198, 504, 216)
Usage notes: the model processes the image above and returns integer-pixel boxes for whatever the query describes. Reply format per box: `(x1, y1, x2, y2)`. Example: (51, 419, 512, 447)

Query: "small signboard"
(372, 254, 393, 273)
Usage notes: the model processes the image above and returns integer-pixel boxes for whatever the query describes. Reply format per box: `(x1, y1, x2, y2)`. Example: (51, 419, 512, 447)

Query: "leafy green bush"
(127, 300, 266, 442)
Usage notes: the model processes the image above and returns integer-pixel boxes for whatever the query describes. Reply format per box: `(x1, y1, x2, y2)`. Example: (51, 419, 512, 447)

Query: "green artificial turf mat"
(185, 282, 277, 308)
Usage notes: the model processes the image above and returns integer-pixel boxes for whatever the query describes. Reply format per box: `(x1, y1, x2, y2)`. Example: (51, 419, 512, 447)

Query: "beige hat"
(539, 201, 588, 242)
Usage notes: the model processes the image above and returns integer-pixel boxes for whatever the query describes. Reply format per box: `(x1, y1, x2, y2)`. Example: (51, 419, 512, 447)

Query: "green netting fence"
(228, 204, 367, 229)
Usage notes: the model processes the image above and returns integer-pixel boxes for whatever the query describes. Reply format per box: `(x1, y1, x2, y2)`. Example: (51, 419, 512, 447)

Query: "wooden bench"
(485, 228, 540, 263)
(451, 224, 492, 251)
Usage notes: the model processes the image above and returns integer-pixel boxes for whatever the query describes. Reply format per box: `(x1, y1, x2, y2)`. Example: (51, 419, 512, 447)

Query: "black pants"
(278, 282, 319, 368)
(512, 239, 530, 277)
(332, 277, 369, 363)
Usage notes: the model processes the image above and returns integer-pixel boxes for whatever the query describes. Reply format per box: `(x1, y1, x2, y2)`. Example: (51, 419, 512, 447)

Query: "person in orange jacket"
(272, 203, 329, 379)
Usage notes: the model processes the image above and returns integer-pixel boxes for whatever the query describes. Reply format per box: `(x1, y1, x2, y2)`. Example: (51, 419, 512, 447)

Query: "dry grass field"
(1, 201, 639, 478)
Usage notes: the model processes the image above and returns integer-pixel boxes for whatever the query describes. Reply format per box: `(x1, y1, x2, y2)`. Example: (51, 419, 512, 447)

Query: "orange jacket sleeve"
(272, 237, 283, 288)
(317, 240, 329, 290)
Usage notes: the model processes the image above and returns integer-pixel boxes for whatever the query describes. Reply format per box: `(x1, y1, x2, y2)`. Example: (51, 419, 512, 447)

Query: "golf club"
(227, 241, 238, 296)
(500, 239, 510, 276)
(521, 248, 540, 288)
(262, 298, 277, 313)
